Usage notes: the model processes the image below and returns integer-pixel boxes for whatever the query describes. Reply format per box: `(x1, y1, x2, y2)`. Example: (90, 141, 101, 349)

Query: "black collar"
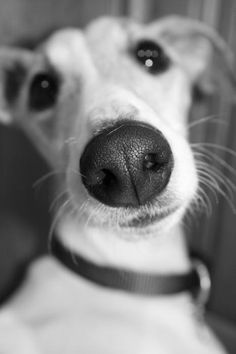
(51, 237, 202, 297)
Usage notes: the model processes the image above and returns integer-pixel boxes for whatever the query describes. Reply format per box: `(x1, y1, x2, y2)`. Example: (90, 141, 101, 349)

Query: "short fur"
(0, 16, 235, 354)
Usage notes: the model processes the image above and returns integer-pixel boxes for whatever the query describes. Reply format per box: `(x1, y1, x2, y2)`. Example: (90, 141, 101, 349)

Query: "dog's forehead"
(85, 17, 131, 46)
(39, 18, 192, 131)
(42, 18, 144, 74)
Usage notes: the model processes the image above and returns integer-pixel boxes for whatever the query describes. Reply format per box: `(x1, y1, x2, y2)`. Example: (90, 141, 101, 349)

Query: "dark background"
(0, 0, 235, 352)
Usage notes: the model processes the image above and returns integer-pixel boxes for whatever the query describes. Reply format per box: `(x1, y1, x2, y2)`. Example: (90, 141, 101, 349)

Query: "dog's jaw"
(44, 21, 199, 275)
(55, 206, 192, 275)
(0, 19, 200, 274)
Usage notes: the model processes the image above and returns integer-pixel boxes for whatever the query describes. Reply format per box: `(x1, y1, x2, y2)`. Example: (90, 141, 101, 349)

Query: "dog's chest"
(8, 257, 225, 354)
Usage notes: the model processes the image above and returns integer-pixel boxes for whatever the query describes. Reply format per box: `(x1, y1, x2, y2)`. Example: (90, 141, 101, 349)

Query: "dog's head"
(0, 16, 235, 237)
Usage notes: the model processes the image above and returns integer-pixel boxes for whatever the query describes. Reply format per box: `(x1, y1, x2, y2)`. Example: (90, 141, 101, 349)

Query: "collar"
(51, 237, 210, 298)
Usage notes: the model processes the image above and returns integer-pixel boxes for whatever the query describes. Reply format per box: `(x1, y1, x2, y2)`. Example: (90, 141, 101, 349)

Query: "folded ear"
(150, 16, 236, 99)
(0, 48, 33, 124)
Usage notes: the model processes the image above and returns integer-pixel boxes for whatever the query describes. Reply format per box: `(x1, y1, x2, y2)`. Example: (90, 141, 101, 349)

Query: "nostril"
(143, 153, 163, 172)
(84, 168, 117, 188)
(143, 153, 168, 172)
(94, 169, 117, 188)
(88, 169, 107, 186)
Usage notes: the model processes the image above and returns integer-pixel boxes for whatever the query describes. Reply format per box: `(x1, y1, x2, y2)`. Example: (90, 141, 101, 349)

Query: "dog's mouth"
(68, 185, 181, 232)
(119, 205, 179, 229)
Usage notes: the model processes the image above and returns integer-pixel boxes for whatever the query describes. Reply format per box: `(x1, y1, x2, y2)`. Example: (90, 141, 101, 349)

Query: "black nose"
(80, 121, 173, 208)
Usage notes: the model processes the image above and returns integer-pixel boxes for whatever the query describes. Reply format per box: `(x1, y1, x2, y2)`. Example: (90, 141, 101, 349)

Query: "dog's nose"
(80, 121, 173, 207)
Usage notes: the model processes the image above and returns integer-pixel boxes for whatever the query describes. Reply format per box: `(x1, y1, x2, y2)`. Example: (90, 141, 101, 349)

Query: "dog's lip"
(120, 206, 179, 229)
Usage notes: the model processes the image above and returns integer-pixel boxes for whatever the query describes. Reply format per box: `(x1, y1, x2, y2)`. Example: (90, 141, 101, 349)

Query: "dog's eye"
(29, 72, 59, 111)
(134, 40, 170, 74)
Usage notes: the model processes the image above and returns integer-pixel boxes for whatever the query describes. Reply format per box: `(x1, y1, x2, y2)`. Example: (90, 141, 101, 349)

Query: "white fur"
(0, 16, 228, 353)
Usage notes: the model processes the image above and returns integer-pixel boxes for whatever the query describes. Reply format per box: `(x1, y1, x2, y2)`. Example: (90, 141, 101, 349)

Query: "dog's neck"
(56, 216, 191, 274)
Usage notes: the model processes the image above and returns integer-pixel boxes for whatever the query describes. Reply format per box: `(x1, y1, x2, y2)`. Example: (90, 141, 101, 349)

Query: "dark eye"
(29, 72, 59, 111)
(134, 40, 170, 74)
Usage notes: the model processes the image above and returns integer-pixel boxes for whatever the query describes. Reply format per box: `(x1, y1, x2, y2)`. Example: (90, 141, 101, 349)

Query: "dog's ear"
(152, 16, 236, 99)
(0, 48, 33, 124)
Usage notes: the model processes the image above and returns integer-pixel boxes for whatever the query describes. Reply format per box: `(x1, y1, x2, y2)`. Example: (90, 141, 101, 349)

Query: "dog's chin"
(78, 203, 185, 240)
(120, 207, 177, 228)
(69, 188, 189, 239)
(117, 206, 183, 238)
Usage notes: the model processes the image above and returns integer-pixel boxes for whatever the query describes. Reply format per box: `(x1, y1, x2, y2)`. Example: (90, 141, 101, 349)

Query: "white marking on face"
(6, 18, 200, 236)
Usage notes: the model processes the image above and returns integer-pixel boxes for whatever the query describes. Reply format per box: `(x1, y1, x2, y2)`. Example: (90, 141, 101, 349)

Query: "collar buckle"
(192, 259, 211, 309)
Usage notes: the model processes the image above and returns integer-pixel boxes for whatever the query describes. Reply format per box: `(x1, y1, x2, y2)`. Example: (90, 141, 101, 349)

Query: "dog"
(0, 15, 235, 354)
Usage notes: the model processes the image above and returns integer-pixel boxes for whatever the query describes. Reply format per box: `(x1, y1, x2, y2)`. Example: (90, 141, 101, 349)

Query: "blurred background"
(0, 0, 235, 352)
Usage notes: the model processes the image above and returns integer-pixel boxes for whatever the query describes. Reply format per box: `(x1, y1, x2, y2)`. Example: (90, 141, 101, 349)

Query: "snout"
(80, 121, 173, 208)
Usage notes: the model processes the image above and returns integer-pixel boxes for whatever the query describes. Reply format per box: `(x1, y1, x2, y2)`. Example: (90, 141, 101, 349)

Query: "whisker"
(48, 199, 72, 252)
(191, 143, 236, 158)
(75, 199, 91, 220)
(197, 160, 236, 193)
(196, 164, 236, 213)
(33, 170, 64, 189)
(49, 190, 69, 212)
(193, 150, 236, 176)
(191, 185, 213, 216)
(64, 137, 78, 146)
(192, 141, 236, 215)
(85, 203, 102, 228)
(188, 114, 226, 129)
(68, 167, 87, 180)
(196, 172, 219, 204)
